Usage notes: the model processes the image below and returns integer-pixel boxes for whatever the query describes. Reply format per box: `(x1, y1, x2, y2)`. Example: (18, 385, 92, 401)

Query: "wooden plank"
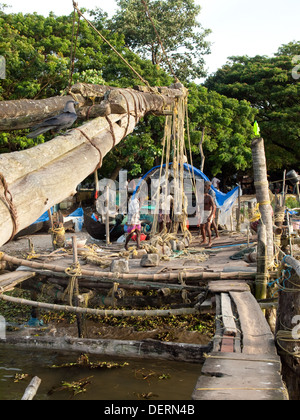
(220, 293, 237, 336)
(208, 280, 250, 293)
(230, 291, 276, 355)
(192, 352, 287, 401)
(0, 271, 36, 293)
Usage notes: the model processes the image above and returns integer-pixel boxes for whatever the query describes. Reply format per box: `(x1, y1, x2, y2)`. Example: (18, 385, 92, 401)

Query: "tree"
(205, 42, 300, 172)
(186, 83, 257, 183)
(0, 7, 172, 174)
(104, 0, 211, 82)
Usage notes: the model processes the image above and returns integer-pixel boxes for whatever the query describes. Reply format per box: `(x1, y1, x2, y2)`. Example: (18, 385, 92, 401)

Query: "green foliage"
(0, 5, 257, 182)
(106, 0, 211, 81)
(186, 83, 257, 178)
(205, 42, 300, 172)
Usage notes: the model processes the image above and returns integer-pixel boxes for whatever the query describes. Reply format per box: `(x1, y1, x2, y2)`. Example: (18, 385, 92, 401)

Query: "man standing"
(199, 181, 216, 248)
(125, 195, 141, 250)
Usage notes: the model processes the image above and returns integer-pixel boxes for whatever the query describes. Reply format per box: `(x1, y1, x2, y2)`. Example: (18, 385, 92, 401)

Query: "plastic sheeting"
(133, 163, 241, 225)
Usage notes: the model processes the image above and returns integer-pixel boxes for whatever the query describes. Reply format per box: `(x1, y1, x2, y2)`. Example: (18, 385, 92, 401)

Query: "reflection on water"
(0, 344, 202, 400)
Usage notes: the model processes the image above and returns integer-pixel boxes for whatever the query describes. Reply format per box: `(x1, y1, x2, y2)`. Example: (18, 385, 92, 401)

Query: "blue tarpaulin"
(133, 163, 241, 224)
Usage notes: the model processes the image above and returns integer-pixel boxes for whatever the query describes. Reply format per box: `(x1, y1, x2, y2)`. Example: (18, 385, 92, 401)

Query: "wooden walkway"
(192, 282, 288, 400)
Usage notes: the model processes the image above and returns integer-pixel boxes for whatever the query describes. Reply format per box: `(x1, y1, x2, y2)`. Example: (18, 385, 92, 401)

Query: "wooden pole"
(251, 137, 274, 266)
(72, 236, 83, 338)
(21, 376, 41, 400)
(255, 223, 268, 303)
(105, 186, 110, 246)
(236, 184, 241, 232)
(276, 259, 300, 399)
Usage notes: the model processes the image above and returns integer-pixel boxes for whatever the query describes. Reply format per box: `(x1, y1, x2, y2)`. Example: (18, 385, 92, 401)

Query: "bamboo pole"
(251, 137, 274, 265)
(0, 252, 257, 282)
(0, 293, 198, 317)
(72, 236, 83, 338)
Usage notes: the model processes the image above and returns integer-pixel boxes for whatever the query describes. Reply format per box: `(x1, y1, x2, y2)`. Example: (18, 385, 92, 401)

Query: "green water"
(0, 344, 202, 400)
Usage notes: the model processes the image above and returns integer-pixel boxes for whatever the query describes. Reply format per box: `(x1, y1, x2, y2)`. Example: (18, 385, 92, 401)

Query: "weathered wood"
(21, 376, 41, 401)
(0, 96, 75, 131)
(208, 281, 250, 293)
(3, 335, 210, 364)
(251, 138, 274, 265)
(276, 268, 300, 400)
(0, 270, 36, 293)
(0, 83, 185, 131)
(192, 352, 287, 401)
(221, 293, 237, 336)
(0, 253, 257, 282)
(230, 291, 276, 355)
(256, 223, 268, 300)
(283, 255, 300, 277)
(0, 84, 187, 246)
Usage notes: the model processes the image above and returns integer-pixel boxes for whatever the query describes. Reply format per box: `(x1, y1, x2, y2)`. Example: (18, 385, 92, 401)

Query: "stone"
(131, 249, 147, 259)
(110, 259, 129, 273)
(140, 253, 160, 267)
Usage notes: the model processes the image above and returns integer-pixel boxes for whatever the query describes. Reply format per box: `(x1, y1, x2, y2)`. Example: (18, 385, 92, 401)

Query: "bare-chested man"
(199, 181, 216, 248)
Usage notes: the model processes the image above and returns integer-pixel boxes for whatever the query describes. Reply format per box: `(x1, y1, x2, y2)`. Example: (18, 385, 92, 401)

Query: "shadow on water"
(0, 344, 203, 400)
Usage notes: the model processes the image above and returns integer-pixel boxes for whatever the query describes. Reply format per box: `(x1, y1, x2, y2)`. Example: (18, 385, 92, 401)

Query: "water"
(0, 344, 202, 400)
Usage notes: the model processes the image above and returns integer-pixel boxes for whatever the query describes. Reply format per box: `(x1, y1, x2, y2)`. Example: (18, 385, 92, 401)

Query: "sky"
(3, 0, 300, 79)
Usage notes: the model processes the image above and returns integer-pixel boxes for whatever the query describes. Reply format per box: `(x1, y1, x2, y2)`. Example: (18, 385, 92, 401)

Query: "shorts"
(201, 211, 213, 224)
(125, 224, 141, 234)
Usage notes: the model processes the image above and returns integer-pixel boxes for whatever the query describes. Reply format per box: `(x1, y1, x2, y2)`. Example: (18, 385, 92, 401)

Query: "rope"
(276, 329, 300, 358)
(72, 1, 153, 91)
(63, 261, 82, 306)
(68, 6, 81, 92)
(49, 225, 65, 250)
(75, 128, 103, 170)
(0, 172, 19, 241)
(141, 0, 179, 82)
(105, 116, 117, 147)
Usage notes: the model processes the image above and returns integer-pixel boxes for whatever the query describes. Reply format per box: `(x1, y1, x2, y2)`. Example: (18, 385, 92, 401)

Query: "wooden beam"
(221, 293, 237, 336)
(0, 270, 36, 293)
(0, 83, 187, 246)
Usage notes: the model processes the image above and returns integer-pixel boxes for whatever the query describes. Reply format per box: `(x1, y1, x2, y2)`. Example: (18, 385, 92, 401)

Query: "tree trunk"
(251, 137, 274, 265)
(199, 127, 205, 173)
(0, 83, 186, 131)
(0, 83, 187, 246)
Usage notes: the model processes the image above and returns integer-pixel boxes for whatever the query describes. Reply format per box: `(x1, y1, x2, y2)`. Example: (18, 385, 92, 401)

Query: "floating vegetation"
(14, 373, 29, 383)
(48, 376, 93, 397)
(134, 368, 171, 383)
(50, 353, 129, 370)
